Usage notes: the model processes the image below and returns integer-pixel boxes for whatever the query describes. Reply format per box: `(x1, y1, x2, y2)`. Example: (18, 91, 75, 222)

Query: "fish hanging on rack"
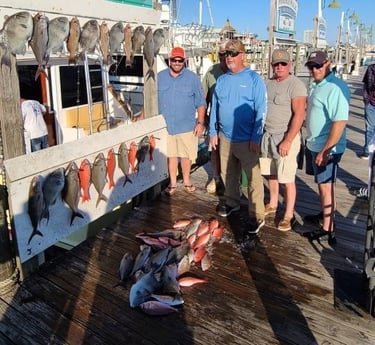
(27, 175, 45, 245)
(109, 21, 124, 54)
(29, 12, 49, 81)
(123, 23, 133, 67)
(47, 16, 69, 55)
(99, 20, 110, 65)
(143, 26, 155, 81)
(79, 19, 100, 59)
(67, 17, 81, 65)
(91, 152, 108, 207)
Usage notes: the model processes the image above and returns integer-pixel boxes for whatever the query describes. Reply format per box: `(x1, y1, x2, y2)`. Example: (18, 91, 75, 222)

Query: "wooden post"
(0, 45, 25, 293)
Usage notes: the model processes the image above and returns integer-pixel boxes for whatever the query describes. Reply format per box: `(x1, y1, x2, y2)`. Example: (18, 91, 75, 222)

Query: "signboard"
(318, 16, 327, 39)
(4, 116, 168, 263)
(276, 0, 298, 34)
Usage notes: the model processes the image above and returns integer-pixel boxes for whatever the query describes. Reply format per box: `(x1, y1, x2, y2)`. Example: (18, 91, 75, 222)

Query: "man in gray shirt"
(260, 49, 307, 231)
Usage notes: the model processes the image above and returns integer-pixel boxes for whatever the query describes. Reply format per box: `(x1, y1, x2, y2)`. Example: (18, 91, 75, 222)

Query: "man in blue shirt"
(303, 51, 351, 245)
(158, 47, 206, 195)
(209, 39, 267, 235)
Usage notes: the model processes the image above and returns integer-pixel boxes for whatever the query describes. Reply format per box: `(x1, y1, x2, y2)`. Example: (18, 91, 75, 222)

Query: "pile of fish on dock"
(28, 135, 156, 245)
(0, 11, 165, 80)
(116, 217, 225, 316)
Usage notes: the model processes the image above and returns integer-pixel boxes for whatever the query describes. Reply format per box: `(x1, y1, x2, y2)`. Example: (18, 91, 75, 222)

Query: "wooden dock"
(1, 72, 374, 345)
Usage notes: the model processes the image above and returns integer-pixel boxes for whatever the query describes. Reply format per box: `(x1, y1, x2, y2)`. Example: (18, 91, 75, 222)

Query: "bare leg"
(180, 157, 192, 186)
(267, 176, 279, 208)
(283, 181, 296, 219)
(168, 157, 178, 187)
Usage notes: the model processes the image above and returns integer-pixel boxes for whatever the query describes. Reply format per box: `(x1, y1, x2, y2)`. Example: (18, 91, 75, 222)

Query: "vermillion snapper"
(99, 21, 110, 65)
(123, 23, 133, 67)
(67, 17, 81, 65)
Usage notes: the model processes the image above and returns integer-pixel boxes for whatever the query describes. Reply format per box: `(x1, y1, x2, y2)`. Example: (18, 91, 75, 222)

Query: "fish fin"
(34, 65, 47, 81)
(146, 68, 155, 81)
(41, 206, 50, 224)
(95, 194, 108, 207)
(122, 175, 133, 187)
(28, 228, 43, 245)
(70, 211, 84, 226)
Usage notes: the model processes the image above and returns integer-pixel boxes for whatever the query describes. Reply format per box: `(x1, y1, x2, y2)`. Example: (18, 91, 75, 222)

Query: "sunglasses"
(272, 62, 288, 67)
(219, 50, 242, 58)
(170, 58, 185, 63)
(307, 62, 326, 71)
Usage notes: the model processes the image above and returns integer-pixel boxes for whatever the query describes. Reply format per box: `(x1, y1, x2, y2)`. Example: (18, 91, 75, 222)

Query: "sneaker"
(206, 178, 217, 194)
(349, 186, 368, 200)
(304, 227, 336, 245)
(248, 218, 265, 234)
(264, 204, 277, 216)
(277, 217, 295, 231)
(358, 152, 369, 160)
(216, 204, 240, 217)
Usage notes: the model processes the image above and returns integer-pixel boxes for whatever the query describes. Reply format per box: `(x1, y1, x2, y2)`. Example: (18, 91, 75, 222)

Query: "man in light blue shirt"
(303, 51, 350, 245)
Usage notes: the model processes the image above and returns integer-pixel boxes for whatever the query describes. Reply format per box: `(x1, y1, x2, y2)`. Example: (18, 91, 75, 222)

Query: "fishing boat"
(0, 0, 169, 270)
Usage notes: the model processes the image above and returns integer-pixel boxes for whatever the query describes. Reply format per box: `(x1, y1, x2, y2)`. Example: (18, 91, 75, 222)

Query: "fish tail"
(122, 175, 133, 187)
(70, 211, 84, 226)
(0, 48, 11, 68)
(34, 65, 47, 81)
(146, 69, 155, 81)
(95, 194, 108, 207)
(28, 228, 43, 245)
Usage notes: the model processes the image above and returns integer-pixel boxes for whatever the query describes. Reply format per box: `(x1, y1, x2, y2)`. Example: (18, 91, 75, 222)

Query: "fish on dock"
(27, 175, 45, 245)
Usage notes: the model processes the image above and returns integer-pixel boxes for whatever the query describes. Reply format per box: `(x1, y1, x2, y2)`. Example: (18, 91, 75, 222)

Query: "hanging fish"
(63, 161, 84, 226)
(42, 167, 65, 223)
(78, 158, 91, 202)
(123, 23, 133, 67)
(149, 134, 156, 161)
(79, 19, 100, 58)
(117, 142, 132, 187)
(47, 16, 69, 55)
(91, 152, 108, 207)
(29, 13, 49, 80)
(153, 28, 165, 56)
(143, 26, 155, 81)
(27, 175, 45, 245)
(135, 136, 150, 173)
(0, 11, 33, 66)
(128, 141, 137, 174)
(131, 25, 145, 54)
(109, 21, 124, 54)
(106, 148, 116, 189)
(99, 21, 110, 65)
(67, 17, 81, 65)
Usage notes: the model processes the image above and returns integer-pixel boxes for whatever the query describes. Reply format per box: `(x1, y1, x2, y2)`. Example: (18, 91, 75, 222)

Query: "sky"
(173, 0, 375, 46)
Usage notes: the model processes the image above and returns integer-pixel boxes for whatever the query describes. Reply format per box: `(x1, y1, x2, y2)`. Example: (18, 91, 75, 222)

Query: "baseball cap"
(272, 49, 290, 64)
(305, 51, 328, 66)
(170, 47, 185, 59)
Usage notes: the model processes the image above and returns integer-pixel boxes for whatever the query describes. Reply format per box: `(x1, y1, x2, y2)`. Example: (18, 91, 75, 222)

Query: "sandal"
(165, 185, 177, 196)
(184, 185, 196, 193)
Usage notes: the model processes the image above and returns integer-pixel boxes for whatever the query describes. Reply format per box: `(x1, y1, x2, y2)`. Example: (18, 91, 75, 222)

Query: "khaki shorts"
(260, 134, 300, 184)
(167, 131, 198, 162)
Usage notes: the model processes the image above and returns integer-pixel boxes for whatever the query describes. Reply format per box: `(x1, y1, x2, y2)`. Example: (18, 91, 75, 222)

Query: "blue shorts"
(308, 150, 342, 184)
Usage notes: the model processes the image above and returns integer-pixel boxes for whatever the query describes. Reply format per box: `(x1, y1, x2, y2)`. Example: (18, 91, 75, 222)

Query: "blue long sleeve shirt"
(209, 68, 267, 143)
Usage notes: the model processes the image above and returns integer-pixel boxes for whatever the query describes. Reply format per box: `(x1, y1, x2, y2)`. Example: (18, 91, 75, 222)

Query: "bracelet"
(196, 122, 204, 126)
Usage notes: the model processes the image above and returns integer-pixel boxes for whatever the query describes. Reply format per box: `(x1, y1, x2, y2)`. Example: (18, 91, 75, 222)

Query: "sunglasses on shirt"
(272, 62, 288, 67)
(218, 50, 243, 58)
(170, 58, 185, 63)
(307, 62, 326, 71)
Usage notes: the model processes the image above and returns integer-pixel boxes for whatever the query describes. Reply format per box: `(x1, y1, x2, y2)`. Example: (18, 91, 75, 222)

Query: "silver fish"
(160, 263, 180, 294)
(131, 25, 145, 54)
(0, 11, 33, 66)
(47, 16, 69, 55)
(79, 19, 100, 56)
(144, 247, 171, 273)
(29, 13, 49, 80)
(117, 142, 132, 187)
(99, 21, 110, 65)
(150, 293, 184, 306)
(27, 175, 45, 244)
(152, 28, 165, 56)
(109, 22, 124, 54)
(135, 136, 150, 173)
(118, 252, 134, 283)
(143, 26, 155, 80)
(42, 167, 65, 223)
(123, 23, 133, 67)
(130, 244, 152, 276)
(129, 270, 160, 308)
(63, 161, 84, 226)
(67, 17, 81, 65)
(91, 152, 108, 207)
(139, 301, 178, 315)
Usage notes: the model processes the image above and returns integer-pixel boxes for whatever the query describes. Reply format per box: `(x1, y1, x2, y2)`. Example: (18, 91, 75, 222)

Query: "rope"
(0, 269, 19, 295)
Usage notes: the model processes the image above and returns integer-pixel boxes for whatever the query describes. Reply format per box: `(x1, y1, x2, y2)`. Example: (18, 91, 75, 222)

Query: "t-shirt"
(306, 72, 351, 153)
(21, 100, 48, 139)
(265, 74, 307, 134)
